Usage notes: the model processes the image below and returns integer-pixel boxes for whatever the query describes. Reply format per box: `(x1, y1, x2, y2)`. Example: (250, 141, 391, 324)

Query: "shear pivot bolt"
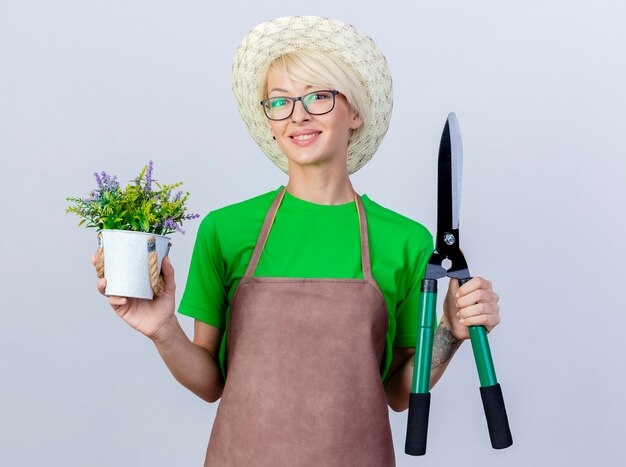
(444, 233, 456, 246)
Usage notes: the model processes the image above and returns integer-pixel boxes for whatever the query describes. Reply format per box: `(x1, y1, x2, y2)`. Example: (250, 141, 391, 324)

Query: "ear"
(349, 113, 363, 131)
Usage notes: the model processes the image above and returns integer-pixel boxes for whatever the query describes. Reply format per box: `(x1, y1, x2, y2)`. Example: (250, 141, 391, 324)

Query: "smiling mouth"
(291, 132, 321, 141)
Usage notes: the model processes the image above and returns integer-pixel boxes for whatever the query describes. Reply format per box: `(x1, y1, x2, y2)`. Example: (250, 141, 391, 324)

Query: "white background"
(1, 1, 624, 465)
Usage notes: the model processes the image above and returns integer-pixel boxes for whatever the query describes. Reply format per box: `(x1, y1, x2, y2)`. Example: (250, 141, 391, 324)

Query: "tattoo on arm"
(431, 321, 462, 370)
(408, 322, 462, 370)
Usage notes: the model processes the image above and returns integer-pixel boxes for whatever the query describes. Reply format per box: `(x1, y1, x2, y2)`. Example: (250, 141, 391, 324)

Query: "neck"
(285, 165, 355, 205)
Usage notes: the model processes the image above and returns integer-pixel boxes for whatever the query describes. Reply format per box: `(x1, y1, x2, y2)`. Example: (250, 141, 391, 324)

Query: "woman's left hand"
(442, 276, 500, 341)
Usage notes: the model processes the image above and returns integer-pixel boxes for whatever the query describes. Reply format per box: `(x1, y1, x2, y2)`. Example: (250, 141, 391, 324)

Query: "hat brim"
(232, 16, 393, 175)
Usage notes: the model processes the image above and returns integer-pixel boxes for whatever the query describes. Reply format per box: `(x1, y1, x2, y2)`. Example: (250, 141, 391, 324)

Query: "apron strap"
(243, 186, 373, 280)
(354, 192, 373, 280)
(243, 187, 287, 278)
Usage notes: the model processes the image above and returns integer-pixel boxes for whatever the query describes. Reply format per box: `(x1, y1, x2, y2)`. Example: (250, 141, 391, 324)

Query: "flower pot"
(99, 229, 171, 300)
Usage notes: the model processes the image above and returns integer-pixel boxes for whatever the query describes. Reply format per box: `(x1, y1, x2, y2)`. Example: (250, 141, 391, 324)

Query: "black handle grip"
(405, 392, 431, 456)
(480, 383, 513, 449)
(458, 276, 472, 286)
(459, 276, 513, 449)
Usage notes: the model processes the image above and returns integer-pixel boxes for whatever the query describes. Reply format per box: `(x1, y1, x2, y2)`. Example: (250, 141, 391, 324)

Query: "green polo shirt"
(178, 185, 433, 382)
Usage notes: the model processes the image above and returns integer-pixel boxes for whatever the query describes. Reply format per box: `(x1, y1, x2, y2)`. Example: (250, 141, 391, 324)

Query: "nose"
(291, 99, 310, 123)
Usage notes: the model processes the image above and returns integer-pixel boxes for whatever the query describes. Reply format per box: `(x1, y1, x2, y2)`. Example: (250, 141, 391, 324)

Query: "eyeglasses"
(260, 90, 339, 121)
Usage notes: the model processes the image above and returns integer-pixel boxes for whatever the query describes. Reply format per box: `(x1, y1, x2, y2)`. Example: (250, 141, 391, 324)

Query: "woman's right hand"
(92, 255, 177, 341)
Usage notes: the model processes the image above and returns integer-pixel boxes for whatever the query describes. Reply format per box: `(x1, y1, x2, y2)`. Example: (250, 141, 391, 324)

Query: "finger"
(108, 296, 128, 307)
(457, 302, 500, 321)
(456, 276, 492, 298)
(456, 288, 499, 308)
(96, 278, 107, 295)
(457, 313, 500, 331)
(91, 255, 96, 267)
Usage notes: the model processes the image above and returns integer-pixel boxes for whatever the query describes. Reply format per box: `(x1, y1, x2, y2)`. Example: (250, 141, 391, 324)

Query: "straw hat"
(232, 16, 393, 175)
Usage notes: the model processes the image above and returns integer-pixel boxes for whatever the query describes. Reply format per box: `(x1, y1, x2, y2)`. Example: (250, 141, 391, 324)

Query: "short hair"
(258, 49, 370, 135)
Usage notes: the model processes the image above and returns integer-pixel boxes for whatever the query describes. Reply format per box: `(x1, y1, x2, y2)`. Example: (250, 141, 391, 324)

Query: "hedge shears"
(405, 113, 513, 455)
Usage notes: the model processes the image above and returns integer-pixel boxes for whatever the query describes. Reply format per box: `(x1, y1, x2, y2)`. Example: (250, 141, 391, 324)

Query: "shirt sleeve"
(393, 230, 434, 347)
(177, 211, 228, 329)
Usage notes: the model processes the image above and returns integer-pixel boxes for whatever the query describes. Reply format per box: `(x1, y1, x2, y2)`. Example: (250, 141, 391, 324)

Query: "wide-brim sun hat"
(232, 16, 393, 175)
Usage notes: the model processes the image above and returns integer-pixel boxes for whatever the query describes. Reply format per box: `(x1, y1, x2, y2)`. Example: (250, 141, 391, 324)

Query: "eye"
(303, 92, 329, 107)
(310, 92, 330, 101)
(270, 98, 287, 108)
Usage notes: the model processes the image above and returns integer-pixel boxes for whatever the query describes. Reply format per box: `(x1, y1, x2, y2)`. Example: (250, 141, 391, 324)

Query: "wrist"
(150, 314, 180, 346)
(440, 315, 465, 342)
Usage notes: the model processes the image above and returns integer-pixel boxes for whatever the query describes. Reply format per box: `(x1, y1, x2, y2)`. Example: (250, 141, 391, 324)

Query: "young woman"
(95, 16, 501, 466)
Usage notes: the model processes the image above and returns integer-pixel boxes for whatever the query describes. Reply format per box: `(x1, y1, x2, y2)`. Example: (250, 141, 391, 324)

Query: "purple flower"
(93, 172, 103, 190)
(109, 175, 119, 190)
(163, 216, 185, 234)
(173, 190, 183, 202)
(94, 171, 120, 193)
(100, 171, 110, 188)
(184, 213, 200, 220)
(85, 184, 103, 201)
(145, 160, 154, 192)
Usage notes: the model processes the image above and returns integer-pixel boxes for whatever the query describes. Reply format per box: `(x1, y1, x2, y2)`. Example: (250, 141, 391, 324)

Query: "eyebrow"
(268, 85, 314, 95)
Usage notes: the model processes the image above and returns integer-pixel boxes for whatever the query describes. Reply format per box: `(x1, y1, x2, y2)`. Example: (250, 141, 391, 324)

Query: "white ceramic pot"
(99, 229, 171, 300)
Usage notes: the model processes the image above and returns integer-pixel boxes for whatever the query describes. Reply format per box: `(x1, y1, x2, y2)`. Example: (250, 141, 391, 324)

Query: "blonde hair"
(258, 49, 370, 135)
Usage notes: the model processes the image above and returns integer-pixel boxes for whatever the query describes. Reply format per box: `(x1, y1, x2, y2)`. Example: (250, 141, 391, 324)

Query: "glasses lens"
(264, 97, 292, 120)
(302, 91, 335, 115)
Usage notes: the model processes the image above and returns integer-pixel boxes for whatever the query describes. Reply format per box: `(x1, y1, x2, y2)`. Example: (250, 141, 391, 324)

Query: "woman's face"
(265, 70, 363, 174)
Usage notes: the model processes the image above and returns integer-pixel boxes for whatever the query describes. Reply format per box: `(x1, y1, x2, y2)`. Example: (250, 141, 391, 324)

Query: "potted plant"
(66, 161, 199, 299)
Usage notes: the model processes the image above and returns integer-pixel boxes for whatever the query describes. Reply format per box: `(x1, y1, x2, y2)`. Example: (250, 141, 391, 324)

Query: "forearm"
(385, 319, 462, 412)
(429, 318, 463, 387)
(151, 316, 225, 403)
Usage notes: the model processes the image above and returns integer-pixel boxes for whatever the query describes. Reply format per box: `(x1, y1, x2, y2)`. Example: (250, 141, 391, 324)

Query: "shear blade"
(436, 112, 463, 253)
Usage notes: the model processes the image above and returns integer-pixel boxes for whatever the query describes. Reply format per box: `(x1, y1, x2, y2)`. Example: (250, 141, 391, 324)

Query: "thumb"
(447, 277, 460, 296)
(161, 255, 176, 293)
